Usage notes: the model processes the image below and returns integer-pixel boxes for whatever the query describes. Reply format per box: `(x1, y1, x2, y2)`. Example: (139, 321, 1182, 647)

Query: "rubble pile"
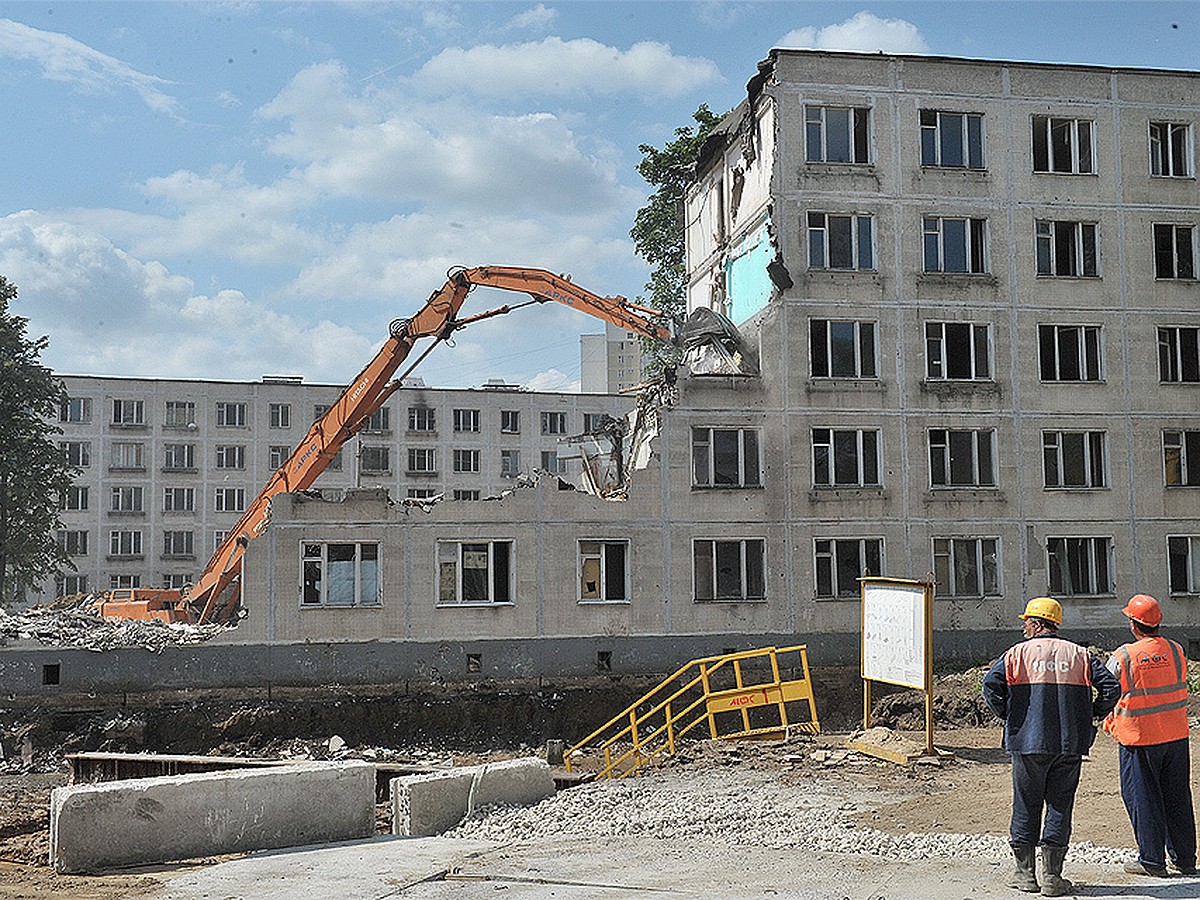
(0, 605, 226, 652)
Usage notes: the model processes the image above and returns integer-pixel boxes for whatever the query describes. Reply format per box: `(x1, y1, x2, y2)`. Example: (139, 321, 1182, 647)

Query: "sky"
(1, 2, 1197, 392)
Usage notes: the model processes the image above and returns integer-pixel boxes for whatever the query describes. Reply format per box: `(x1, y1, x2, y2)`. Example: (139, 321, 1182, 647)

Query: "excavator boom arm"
(188, 266, 669, 624)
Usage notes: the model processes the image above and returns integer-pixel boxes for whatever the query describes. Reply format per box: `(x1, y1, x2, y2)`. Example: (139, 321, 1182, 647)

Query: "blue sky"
(2, 1, 1196, 390)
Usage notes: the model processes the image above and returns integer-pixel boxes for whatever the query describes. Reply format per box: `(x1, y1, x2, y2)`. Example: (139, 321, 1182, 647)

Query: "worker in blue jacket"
(982, 597, 1121, 896)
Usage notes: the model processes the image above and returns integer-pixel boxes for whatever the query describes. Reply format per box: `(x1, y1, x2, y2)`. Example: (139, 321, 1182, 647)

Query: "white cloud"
(259, 63, 638, 217)
(525, 368, 579, 392)
(412, 37, 721, 99)
(776, 11, 929, 54)
(0, 213, 373, 382)
(0, 17, 179, 115)
(504, 4, 558, 32)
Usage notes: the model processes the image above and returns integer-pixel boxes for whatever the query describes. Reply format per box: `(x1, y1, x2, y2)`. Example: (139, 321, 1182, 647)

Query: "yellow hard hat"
(1020, 596, 1063, 626)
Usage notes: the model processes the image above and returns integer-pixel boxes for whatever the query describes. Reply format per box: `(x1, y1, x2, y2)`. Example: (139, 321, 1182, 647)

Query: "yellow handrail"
(564, 645, 819, 779)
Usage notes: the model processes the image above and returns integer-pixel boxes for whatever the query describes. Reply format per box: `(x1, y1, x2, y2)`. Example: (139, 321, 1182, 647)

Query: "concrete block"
(51, 761, 375, 873)
(391, 758, 554, 837)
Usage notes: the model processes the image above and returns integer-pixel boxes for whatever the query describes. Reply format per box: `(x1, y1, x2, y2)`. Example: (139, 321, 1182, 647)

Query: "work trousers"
(1010, 753, 1082, 847)
(1119, 738, 1197, 870)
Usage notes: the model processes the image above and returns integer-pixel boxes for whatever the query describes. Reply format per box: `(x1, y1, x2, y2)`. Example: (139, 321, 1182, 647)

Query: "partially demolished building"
(9, 50, 1200, 694)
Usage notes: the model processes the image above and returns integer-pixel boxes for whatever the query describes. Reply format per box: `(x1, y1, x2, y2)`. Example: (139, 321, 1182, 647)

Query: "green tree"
(0, 275, 76, 605)
(630, 103, 724, 323)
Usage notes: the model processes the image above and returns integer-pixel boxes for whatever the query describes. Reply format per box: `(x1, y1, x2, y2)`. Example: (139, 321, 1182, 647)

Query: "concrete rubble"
(0, 604, 227, 652)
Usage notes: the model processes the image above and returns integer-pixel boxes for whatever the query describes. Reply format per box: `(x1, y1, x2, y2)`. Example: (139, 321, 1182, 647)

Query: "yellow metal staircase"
(564, 645, 820, 779)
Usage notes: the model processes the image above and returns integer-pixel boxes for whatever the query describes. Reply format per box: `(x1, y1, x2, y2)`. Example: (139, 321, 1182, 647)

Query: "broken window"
(579, 540, 629, 603)
(361, 407, 391, 434)
(1036, 221, 1099, 277)
(109, 529, 143, 557)
(1159, 326, 1200, 382)
(162, 486, 195, 512)
(1168, 536, 1200, 593)
(110, 441, 145, 471)
(360, 445, 390, 474)
(812, 428, 880, 488)
(110, 485, 144, 513)
(59, 397, 91, 423)
(933, 537, 1000, 598)
(453, 408, 481, 433)
(1039, 325, 1102, 382)
(500, 449, 521, 478)
(692, 427, 761, 488)
(815, 538, 882, 599)
(1164, 430, 1200, 486)
(407, 447, 435, 474)
(269, 402, 291, 429)
(810, 320, 877, 379)
(301, 542, 380, 607)
(500, 410, 520, 433)
(453, 448, 480, 473)
(57, 530, 88, 555)
(1043, 431, 1107, 488)
(60, 441, 91, 467)
(408, 406, 436, 432)
(214, 487, 245, 512)
(693, 538, 765, 602)
(215, 401, 246, 427)
(1047, 537, 1112, 595)
(920, 110, 985, 169)
(807, 212, 874, 271)
(162, 530, 194, 558)
(805, 105, 870, 164)
(215, 445, 246, 470)
(541, 411, 568, 435)
(1150, 121, 1193, 177)
(923, 216, 988, 273)
(1032, 116, 1095, 174)
(111, 398, 145, 426)
(1154, 224, 1196, 279)
(928, 429, 996, 487)
(164, 401, 195, 428)
(437, 540, 512, 605)
(163, 443, 195, 470)
(925, 322, 991, 380)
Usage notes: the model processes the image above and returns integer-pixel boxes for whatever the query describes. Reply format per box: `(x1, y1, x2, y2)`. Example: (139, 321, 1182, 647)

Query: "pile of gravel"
(444, 764, 1129, 867)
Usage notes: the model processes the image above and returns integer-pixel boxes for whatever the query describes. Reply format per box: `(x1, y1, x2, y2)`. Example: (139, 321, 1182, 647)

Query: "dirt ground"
(1, 669, 1196, 900)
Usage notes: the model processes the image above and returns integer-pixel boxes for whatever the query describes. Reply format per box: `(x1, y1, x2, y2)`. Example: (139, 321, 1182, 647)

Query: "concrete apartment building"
(14, 49, 1199, 694)
(46, 374, 635, 603)
(580, 322, 649, 394)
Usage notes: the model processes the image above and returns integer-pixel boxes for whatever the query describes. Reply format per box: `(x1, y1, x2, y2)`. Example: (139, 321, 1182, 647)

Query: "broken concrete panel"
(391, 757, 554, 837)
(50, 761, 375, 873)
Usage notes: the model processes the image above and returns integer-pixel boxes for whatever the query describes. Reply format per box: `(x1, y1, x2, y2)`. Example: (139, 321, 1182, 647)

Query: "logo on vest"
(1030, 657, 1073, 673)
(1135, 651, 1171, 668)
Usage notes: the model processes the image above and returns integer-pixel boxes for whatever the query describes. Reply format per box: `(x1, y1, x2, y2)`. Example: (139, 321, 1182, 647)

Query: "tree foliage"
(630, 103, 724, 323)
(0, 275, 76, 605)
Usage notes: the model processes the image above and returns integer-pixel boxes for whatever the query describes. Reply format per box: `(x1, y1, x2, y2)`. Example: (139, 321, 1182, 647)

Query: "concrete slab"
(51, 761, 374, 873)
(392, 758, 555, 837)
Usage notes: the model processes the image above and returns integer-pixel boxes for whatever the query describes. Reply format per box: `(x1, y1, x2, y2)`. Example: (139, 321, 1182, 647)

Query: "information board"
(861, 579, 928, 690)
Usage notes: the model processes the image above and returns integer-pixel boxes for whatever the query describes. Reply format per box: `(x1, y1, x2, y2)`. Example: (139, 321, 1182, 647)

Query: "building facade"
(685, 50, 1200, 636)
(580, 322, 649, 394)
(45, 374, 633, 602)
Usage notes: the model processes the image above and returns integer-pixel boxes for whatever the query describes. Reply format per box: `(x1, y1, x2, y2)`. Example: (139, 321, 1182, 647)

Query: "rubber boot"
(1040, 845, 1073, 897)
(1007, 844, 1040, 892)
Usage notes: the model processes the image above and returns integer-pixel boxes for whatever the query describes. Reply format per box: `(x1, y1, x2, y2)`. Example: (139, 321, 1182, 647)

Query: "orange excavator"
(96, 266, 674, 626)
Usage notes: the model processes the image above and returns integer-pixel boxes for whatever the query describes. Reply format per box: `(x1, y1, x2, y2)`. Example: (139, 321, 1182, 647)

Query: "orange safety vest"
(1104, 636, 1190, 746)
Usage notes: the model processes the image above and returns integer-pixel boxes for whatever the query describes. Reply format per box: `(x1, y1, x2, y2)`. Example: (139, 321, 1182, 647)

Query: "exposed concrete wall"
(50, 761, 375, 873)
(0, 628, 1134, 700)
(391, 758, 554, 837)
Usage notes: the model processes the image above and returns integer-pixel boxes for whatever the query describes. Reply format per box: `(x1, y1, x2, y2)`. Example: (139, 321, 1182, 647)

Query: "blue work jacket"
(981, 633, 1121, 756)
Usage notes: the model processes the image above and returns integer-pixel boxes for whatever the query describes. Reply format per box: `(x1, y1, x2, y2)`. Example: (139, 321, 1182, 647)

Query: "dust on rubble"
(0, 602, 229, 652)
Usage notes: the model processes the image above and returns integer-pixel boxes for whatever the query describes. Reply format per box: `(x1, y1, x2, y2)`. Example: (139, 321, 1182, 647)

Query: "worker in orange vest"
(1103, 594, 1196, 878)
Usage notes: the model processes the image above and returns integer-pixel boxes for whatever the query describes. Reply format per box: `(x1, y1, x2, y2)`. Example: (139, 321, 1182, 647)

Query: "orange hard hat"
(1020, 596, 1063, 626)
(1122, 593, 1162, 628)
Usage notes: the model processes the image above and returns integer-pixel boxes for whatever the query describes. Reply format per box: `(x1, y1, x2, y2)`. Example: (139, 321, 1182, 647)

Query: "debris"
(0, 604, 228, 652)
